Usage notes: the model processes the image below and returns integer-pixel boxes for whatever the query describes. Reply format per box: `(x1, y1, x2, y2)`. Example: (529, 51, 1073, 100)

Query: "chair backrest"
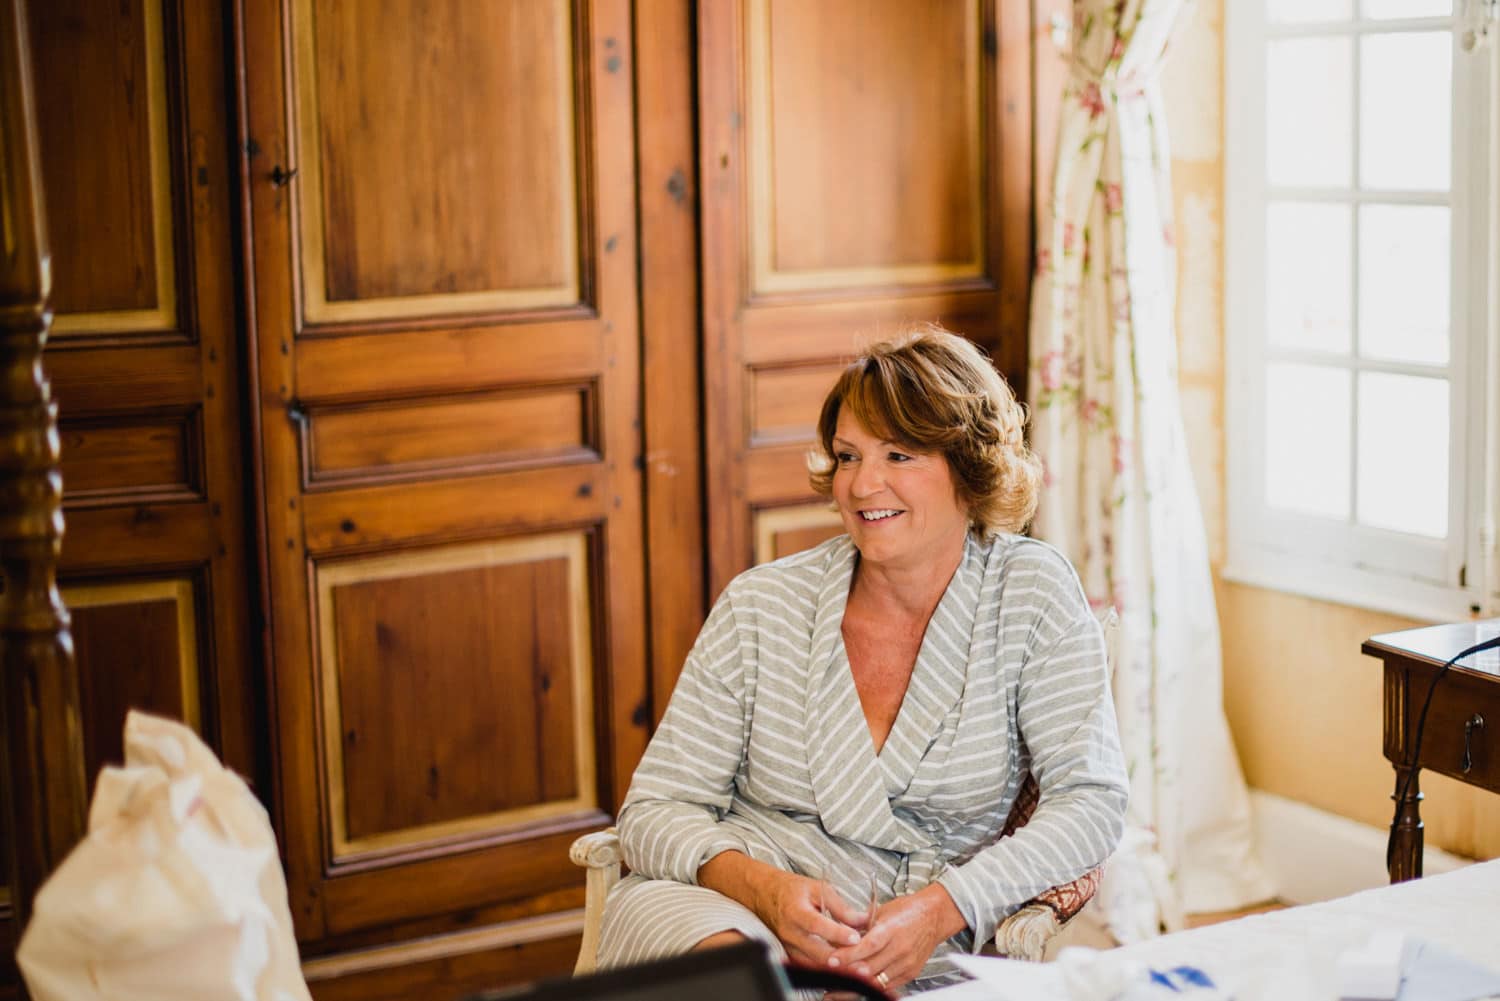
(1096, 605, 1120, 680)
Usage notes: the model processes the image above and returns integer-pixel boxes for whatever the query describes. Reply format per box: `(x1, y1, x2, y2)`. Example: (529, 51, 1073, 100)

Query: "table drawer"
(1411, 670, 1498, 792)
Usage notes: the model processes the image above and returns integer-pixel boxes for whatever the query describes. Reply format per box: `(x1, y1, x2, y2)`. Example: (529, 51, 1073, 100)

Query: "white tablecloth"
(928, 859, 1500, 1000)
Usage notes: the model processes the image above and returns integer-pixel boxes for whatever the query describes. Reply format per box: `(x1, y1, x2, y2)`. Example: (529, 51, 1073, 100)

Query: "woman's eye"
(835, 452, 857, 464)
(888, 451, 912, 463)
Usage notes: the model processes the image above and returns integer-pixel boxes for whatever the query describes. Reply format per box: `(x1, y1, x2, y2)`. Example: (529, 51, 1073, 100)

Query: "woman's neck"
(850, 531, 968, 621)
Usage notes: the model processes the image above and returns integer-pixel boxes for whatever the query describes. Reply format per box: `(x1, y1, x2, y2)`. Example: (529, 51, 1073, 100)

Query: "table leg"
(1389, 764, 1423, 883)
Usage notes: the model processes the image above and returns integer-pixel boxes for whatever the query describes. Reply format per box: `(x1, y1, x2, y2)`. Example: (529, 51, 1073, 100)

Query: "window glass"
(1356, 372, 1449, 537)
(1267, 202, 1352, 353)
(1358, 204, 1450, 364)
(1265, 363, 1352, 519)
(1361, 0, 1451, 18)
(1360, 32, 1451, 191)
(1268, 0, 1352, 22)
(1267, 38, 1352, 187)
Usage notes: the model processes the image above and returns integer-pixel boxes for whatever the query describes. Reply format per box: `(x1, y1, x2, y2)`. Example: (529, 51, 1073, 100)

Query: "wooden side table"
(1362, 619, 1500, 883)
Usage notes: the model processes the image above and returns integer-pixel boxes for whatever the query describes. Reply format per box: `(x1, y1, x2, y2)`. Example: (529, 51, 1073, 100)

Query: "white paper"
(950, 955, 1068, 1000)
(1398, 940, 1500, 1001)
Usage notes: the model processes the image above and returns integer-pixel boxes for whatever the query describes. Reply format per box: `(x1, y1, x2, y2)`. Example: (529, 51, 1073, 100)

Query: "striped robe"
(598, 532, 1128, 990)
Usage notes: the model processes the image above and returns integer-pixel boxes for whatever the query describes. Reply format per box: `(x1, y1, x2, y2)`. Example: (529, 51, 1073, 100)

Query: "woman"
(598, 327, 1127, 992)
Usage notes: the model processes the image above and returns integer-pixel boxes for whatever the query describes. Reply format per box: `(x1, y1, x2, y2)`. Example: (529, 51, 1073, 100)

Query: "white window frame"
(1224, 2, 1499, 623)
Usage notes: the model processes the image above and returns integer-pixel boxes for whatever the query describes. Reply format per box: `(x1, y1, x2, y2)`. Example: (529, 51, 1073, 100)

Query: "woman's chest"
(738, 645, 1018, 815)
(841, 621, 923, 751)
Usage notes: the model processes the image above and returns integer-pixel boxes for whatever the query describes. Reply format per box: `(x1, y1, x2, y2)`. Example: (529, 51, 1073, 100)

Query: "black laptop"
(464, 939, 890, 1001)
(464, 941, 789, 1001)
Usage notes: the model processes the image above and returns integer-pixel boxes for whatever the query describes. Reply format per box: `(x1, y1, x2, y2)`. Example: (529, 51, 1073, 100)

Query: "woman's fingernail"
(847, 932, 860, 945)
(827, 956, 840, 967)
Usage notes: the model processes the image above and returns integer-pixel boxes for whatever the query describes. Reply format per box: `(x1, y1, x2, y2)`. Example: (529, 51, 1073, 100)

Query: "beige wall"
(1160, 0, 1500, 861)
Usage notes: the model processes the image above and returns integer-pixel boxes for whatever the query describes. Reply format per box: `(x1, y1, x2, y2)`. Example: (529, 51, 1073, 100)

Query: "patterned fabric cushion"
(1001, 772, 1041, 838)
(1031, 864, 1102, 921)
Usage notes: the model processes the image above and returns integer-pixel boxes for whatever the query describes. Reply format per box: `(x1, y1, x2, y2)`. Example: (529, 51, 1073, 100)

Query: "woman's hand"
(697, 852, 864, 966)
(748, 869, 868, 965)
(825, 883, 967, 991)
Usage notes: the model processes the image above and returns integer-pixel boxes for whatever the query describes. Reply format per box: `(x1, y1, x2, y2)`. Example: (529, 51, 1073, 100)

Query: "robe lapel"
(876, 534, 984, 795)
(803, 538, 948, 855)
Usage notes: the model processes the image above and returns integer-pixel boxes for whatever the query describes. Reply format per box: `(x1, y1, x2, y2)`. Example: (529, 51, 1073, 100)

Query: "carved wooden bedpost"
(0, 0, 87, 937)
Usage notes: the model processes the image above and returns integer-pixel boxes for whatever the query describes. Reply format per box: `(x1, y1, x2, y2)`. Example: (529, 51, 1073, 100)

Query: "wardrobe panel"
(296, 0, 581, 320)
(317, 537, 592, 857)
(754, 0, 982, 284)
(68, 579, 202, 784)
(30, 0, 174, 329)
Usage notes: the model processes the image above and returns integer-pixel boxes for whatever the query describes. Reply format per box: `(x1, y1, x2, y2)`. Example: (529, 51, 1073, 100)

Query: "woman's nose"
(850, 460, 883, 497)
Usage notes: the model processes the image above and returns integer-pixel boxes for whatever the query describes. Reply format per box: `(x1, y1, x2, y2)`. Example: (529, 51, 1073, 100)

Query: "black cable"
(1385, 632, 1500, 872)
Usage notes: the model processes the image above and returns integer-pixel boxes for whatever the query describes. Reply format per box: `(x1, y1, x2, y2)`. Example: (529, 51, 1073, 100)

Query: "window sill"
(1220, 547, 1483, 624)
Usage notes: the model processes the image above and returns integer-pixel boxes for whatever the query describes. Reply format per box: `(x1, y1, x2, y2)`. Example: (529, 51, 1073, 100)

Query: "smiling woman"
(596, 327, 1126, 992)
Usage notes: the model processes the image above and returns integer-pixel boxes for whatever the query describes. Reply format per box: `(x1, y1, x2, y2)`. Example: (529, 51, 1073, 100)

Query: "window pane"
(1360, 32, 1451, 191)
(1270, 0, 1353, 21)
(1356, 373, 1448, 537)
(1267, 203, 1352, 353)
(1266, 363, 1351, 519)
(1361, 0, 1451, 17)
(1267, 38, 1352, 187)
(1359, 204, 1450, 364)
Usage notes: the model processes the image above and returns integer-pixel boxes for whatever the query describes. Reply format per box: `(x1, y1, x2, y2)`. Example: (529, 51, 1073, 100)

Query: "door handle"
(1462, 714, 1485, 773)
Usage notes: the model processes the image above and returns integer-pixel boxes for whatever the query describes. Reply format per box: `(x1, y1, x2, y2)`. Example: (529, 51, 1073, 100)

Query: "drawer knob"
(1462, 714, 1485, 774)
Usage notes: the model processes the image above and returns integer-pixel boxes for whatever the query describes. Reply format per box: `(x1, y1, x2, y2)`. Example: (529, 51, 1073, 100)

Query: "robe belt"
(892, 845, 945, 897)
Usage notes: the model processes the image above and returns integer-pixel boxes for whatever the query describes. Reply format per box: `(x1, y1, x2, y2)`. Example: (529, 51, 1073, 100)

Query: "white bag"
(17, 710, 312, 1001)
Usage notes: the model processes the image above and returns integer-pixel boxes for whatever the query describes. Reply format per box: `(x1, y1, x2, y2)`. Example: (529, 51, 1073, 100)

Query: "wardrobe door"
(238, 0, 648, 992)
(25, 0, 257, 833)
(698, 0, 1037, 594)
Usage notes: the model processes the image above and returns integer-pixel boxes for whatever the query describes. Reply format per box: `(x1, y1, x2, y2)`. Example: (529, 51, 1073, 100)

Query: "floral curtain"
(1027, 0, 1274, 938)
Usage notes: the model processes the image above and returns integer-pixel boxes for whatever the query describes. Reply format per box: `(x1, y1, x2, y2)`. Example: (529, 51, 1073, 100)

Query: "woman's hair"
(807, 324, 1042, 536)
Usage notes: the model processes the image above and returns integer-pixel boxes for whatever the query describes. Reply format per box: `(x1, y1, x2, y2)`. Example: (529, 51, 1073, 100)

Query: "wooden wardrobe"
(1, 1, 1055, 997)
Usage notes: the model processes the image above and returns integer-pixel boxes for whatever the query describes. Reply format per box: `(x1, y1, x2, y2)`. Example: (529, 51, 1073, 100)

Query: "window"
(1225, 1, 1498, 620)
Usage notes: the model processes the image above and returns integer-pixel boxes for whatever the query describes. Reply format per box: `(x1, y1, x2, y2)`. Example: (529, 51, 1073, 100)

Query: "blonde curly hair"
(807, 325, 1042, 536)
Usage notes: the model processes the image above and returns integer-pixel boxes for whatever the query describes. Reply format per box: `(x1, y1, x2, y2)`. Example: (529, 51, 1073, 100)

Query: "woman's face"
(831, 410, 970, 573)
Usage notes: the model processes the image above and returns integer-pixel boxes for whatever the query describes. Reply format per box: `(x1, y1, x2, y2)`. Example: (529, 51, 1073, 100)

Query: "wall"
(1159, 0, 1500, 862)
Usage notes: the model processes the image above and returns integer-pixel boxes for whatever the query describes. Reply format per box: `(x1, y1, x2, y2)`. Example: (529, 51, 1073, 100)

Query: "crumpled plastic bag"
(17, 710, 312, 1001)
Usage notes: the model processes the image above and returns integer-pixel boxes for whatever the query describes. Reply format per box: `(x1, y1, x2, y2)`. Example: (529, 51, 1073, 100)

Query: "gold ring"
(876, 971, 890, 989)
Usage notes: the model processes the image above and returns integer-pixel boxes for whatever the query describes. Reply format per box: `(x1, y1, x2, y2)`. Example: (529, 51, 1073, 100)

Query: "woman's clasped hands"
(749, 866, 965, 994)
(824, 883, 968, 993)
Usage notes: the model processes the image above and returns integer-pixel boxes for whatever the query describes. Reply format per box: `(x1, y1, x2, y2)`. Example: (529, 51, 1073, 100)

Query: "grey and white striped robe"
(598, 532, 1128, 990)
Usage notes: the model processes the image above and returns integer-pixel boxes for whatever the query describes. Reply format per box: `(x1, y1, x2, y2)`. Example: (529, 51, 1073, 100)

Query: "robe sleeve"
(616, 589, 756, 884)
(935, 554, 1129, 947)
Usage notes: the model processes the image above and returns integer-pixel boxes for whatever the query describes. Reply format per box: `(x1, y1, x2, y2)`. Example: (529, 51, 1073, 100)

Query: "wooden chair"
(571, 609, 1118, 973)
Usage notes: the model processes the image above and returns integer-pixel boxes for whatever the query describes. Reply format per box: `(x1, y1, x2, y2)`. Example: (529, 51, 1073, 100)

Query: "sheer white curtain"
(1027, 0, 1274, 938)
